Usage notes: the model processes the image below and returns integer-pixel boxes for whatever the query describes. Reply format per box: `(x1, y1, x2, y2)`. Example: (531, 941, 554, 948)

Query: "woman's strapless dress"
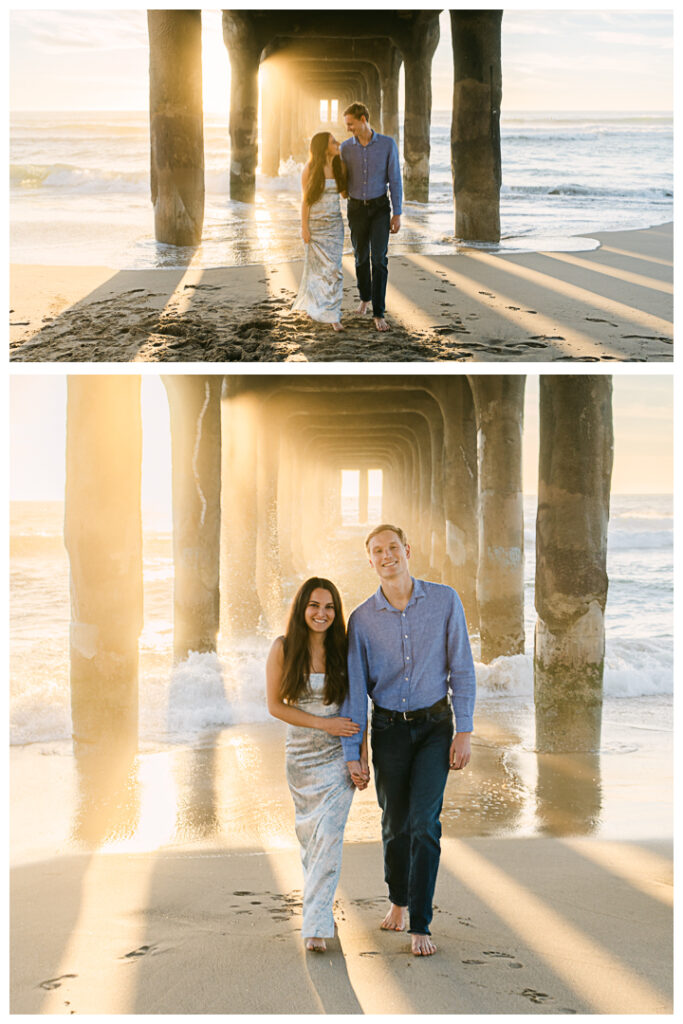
(285, 673, 355, 938)
(292, 179, 344, 324)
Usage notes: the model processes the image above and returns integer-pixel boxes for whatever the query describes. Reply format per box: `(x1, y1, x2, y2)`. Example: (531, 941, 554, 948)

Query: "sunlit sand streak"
(462, 250, 673, 337)
(404, 253, 612, 358)
(600, 245, 672, 268)
(339, 256, 437, 334)
(441, 839, 670, 1013)
(540, 251, 672, 294)
(160, 263, 207, 317)
(335, 883, 419, 1014)
(41, 854, 152, 1014)
(561, 838, 673, 908)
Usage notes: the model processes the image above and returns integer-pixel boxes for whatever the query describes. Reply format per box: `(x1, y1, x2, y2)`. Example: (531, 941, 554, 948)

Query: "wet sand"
(10, 704, 672, 1013)
(9, 223, 673, 362)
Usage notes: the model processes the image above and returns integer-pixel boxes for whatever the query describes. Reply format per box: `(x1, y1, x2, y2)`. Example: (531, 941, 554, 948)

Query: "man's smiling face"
(367, 529, 411, 581)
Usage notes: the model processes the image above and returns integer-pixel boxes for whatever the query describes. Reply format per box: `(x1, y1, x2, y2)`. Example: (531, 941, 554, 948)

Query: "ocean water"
(10, 110, 673, 268)
(10, 495, 673, 749)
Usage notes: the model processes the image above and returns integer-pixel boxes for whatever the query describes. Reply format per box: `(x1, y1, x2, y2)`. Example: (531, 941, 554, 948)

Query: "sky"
(9, 376, 674, 521)
(9, 8, 673, 114)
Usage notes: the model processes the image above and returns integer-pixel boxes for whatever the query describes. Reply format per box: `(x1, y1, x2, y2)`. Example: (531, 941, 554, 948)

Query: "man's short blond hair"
(365, 524, 408, 550)
(344, 101, 370, 122)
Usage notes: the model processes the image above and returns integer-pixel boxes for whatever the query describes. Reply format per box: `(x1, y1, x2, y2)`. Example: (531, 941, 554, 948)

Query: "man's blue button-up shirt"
(340, 578, 476, 761)
(340, 131, 403, 215)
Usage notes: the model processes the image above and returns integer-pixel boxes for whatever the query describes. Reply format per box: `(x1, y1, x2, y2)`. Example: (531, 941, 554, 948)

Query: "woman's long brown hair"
(279, 577, 348, 706)
(303, 132, 347, 207)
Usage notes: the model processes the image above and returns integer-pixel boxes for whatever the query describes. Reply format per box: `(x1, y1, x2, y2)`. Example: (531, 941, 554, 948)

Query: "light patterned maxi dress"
(285, 673, 355, 938)
(292, 179, 344, 324)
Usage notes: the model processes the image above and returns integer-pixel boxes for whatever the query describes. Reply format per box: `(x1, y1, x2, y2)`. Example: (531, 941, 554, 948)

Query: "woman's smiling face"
(304, 588, 336, 633)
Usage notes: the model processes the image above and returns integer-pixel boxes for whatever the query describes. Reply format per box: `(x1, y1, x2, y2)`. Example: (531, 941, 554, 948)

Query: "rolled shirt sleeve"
(387, 137, 402, 216)
(340, 611, 369, 761)
(446, 591, 476, 732)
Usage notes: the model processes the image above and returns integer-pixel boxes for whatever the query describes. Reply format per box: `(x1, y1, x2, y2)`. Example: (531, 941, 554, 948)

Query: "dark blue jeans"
(371, 705, 454, 935)
(347, 196, 391, 318)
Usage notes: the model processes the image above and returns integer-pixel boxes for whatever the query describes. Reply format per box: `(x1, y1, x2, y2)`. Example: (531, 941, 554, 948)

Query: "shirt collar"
(373, 577, 425, 612)
(352, 130, 376, 146)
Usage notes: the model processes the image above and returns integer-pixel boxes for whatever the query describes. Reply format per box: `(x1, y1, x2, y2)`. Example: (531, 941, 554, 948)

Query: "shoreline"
(10, 709, 673, 1013)
(10, 222, 673, 363)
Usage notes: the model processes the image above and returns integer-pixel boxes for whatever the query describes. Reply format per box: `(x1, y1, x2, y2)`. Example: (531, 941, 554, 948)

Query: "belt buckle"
(402, 709, 416, 722)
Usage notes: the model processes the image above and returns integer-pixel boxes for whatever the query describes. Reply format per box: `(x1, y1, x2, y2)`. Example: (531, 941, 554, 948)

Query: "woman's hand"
(324, 716, 360, 737)
(302, 225, 311, 244)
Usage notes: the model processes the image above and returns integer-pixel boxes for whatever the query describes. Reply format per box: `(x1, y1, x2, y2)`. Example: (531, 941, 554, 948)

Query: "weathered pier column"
(535, 377, 614, 753)
(148, 11, 204, 245)
(380, 45, 402, 145)
(256, 414, 283, 627)
(399, 14, 440, 201)
(433, 377, 479, 631)
(450, 10, 503, 242)
(260, 61, 281, 176)
(222, 390, 263, 634)
(223, 12, 262, 202)
(469, 375, 526, 662)
(65, 377, 143, 753)
(163, 376, 222, 661)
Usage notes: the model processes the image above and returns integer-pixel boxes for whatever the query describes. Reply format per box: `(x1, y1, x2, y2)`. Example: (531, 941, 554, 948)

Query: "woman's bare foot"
(332, 321, 344, 331)
(305, 937, 327, 952)
(380, 904, 406, 931)
(411, 934, 437, 956)
(373, 317, 389, 332)
(357, 300, 371, 315)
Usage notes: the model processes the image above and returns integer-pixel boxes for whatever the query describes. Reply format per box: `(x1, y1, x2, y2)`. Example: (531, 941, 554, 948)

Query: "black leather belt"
(348, 194, 388, 206)
(372, 696, 450, 723)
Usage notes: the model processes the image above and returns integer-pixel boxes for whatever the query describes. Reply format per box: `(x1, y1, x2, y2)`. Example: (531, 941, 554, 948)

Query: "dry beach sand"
(11, 705, 672, 1014)
(9, 223, 672, 363)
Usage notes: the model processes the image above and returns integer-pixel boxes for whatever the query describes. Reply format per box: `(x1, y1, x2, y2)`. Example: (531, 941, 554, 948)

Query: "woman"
(266, 577, 365, 952)
(291, 133, 347, 331)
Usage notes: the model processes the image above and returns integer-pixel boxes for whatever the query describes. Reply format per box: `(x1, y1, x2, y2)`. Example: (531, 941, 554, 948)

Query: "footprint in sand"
(478, 291, 495, 298)
(483, 950, 516, 959)
(121, 945, 157, 959)
(39, 974, 77, 990)
(521, 988, 551, 1005)
(462, 959, 487, 965)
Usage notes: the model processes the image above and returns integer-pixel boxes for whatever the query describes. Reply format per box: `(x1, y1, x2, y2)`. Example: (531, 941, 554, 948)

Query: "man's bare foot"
(305, 937, 326, 952)
(332, 321, 344, 331)
(380, 904, 406, 931)
(373, 317, 389, 332)
(411, 934, 437, 956)
(357, 300, 371, 315)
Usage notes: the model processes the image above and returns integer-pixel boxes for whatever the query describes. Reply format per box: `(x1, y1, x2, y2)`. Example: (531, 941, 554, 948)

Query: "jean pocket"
(371, 715, 394, 734)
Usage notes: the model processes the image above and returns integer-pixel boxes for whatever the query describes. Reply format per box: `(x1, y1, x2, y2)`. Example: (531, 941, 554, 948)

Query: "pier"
(147, 10, 503, 242)
(65, 374, 613, 755)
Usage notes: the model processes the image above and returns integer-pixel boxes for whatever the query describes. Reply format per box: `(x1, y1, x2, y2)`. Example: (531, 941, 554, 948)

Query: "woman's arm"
(300, 165, 311, 243)
(266, 638, 360, 737)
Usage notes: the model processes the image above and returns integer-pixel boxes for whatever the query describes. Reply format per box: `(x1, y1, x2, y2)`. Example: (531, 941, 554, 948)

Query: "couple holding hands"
(292, 102, 402, 333)
(266, 524, 476, 957)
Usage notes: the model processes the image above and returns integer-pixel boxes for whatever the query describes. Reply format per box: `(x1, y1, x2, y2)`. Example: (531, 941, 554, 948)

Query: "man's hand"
(346, 758, 370, 790)
(390, 215, 401, 234)
(449, 732, 471, 771)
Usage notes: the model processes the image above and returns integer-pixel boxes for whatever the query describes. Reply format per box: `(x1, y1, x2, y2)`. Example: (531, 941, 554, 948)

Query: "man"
(340, 102, 402, 333)
(340, 524, 475, 957)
